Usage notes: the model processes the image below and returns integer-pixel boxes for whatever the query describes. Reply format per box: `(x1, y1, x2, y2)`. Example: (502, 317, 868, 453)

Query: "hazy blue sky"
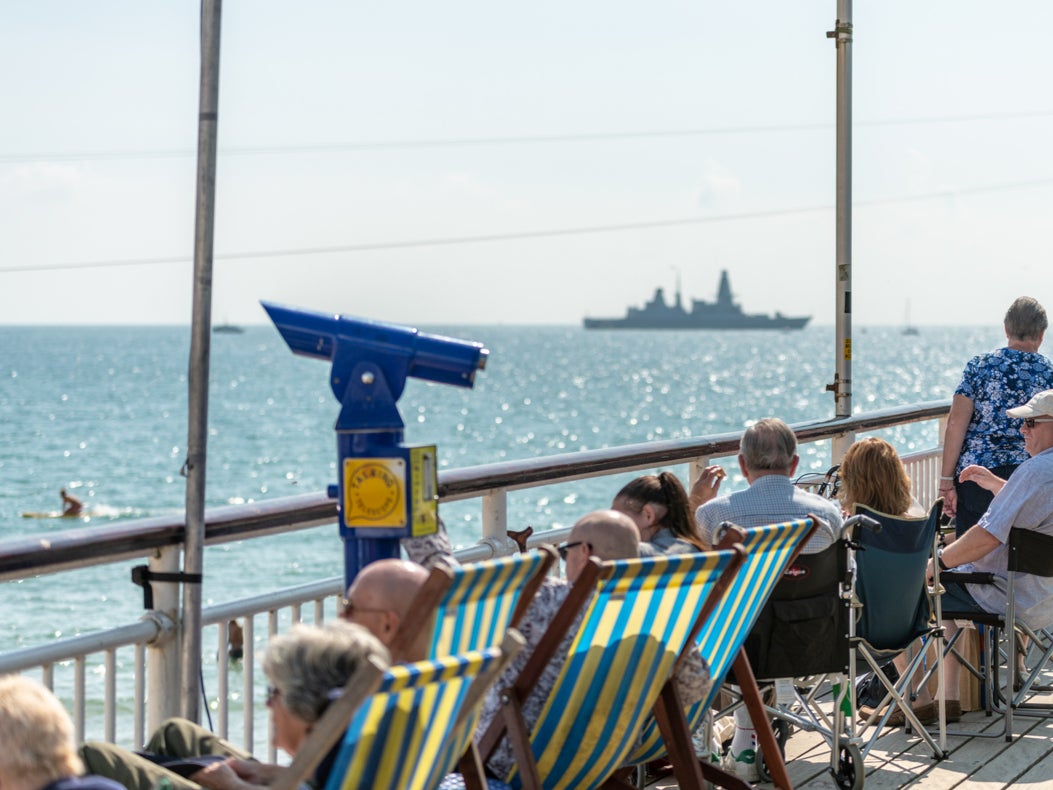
(2, 1, 1051, 327)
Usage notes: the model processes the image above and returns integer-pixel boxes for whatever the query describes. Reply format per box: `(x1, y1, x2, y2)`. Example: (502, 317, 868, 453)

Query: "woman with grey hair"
(80, 622, 389, 790)
(940, 296, 1053, 536)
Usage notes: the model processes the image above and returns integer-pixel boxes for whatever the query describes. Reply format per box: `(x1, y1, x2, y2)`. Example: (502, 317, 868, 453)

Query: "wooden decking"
(650, 696, 1053, 789)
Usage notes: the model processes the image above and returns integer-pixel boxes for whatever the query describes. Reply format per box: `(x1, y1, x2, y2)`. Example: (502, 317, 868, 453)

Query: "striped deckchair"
(390, 547, 557, 781)
(272, 631, 524, 790)
(626, 517, 817, 790)
(479, 548, 747, 790)
(434, 548, 558, 658)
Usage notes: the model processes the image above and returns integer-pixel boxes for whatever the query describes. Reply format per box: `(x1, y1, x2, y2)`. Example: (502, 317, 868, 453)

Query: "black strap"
(131, 565, 204, 609)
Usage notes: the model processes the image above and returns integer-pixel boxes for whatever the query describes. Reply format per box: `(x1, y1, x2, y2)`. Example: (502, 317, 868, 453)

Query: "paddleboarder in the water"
(60, 489, 82, 517)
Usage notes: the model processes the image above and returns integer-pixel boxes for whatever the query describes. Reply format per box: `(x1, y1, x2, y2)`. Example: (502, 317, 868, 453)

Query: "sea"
(0, 322, 1016, 743)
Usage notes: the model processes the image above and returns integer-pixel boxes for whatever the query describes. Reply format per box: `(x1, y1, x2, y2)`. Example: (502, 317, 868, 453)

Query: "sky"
(1, 1, 1051, 328)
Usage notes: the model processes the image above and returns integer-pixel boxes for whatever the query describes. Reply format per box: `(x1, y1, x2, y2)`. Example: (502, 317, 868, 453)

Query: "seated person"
(60, 489, 83, 517)
(919, 389, 1053, 721)
(690, 417, 843, 781)
(692, 417, 841, 552)
(338, 558, 432, 662)
(838, 437, 926, 519)
(405, 510, 711, 781)
(80, 622, 389, 790)
(612, 471, 710, 554)
(0, 675, 124, 790)
(838, 437, 945, 724)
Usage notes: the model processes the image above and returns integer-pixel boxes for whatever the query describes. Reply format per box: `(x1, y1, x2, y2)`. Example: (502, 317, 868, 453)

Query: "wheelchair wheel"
(832, 743, 864, 790)
(756, 719, 791, 783)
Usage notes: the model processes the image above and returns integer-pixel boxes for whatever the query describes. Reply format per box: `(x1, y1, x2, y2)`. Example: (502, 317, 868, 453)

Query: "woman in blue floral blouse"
(940, 296, 1053, 536)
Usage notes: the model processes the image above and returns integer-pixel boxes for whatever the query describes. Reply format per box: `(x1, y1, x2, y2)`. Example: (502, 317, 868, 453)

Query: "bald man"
(436, 509, 710, 780)
(338, 559, 432, 663)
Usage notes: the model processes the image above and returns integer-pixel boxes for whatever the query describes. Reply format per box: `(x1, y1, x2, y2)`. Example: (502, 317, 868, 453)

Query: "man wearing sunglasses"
(467, 510, 710, 781)
(921, 389, 1053, 714)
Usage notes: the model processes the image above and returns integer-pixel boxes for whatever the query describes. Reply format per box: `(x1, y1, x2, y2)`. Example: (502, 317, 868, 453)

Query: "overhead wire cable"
(2, 110, 1053, 164)
(2, 176, 1052, 275)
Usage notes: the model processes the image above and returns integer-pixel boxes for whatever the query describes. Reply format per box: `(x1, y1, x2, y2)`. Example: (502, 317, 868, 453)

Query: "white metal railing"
(0, 403, 950, 757)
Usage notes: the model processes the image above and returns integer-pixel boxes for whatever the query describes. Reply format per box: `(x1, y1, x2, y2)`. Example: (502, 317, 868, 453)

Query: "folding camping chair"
(731, 504, 946, 790)
(271, 631, 523, 790)
(939, 526, 1053, 741)
(625, 517, 819, 790)
(848, 502, 947, 757)
(479, 547, 746, 790)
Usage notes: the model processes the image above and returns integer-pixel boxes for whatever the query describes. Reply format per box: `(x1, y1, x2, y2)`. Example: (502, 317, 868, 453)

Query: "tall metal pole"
(827, 0, 854, 462)
(182, 0, 222, 721)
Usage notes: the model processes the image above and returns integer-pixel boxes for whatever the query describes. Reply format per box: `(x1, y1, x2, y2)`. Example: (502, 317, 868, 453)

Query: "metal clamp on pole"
(131, 566, 204, 610)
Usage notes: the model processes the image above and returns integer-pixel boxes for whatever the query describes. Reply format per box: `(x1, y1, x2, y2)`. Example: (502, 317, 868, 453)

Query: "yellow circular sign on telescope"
(343, 458, 406, 526)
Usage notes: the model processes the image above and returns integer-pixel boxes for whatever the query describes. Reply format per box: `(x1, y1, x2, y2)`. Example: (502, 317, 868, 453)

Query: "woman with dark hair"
(612, 471, 710, 553)
(940, 296, 1053, 536)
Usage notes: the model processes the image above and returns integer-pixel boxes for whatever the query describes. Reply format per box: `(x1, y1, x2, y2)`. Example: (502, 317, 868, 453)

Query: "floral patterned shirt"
(954, 348, 1053, 471)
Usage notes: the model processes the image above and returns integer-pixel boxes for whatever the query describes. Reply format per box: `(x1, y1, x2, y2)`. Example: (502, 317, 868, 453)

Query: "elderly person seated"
(80, 622, 389, 790)
(0, 675, 124, 790)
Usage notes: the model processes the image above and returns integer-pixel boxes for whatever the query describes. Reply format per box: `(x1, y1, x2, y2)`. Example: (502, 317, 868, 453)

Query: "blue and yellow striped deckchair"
(626, 517, 817, 790)
(389, 547, 556, 778)
(272, 632, 524, 790)
(480, 548, 746, 790)
(390, 548, 557, 661)
(431, 548, 558, 658)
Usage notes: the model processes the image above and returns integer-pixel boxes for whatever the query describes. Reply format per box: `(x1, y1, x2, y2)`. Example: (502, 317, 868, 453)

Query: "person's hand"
(225, 759, 281, 785)
(940, 486, 957, 518)
(925, 557, 936, 586)
(959, 464, 1007, 495)
(191, 760, 258, 790)
(689, 466, 726, 508)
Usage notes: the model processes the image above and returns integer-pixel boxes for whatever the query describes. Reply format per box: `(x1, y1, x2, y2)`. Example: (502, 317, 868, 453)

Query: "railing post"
(688, 457, 712, 488)
(147, 546, 182, 733)
(479, 489, 518, 557)
(831, 432, 854, 465)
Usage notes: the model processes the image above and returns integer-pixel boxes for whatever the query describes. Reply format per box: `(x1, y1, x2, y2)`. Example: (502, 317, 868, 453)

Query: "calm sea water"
(1, 323, 1010, 642)
(0, 322, 1020, 743)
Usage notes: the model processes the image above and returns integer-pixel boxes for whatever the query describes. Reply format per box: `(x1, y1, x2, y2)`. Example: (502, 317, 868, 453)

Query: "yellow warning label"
(343, 458, 406, 528)
(844, 338, 852, 360)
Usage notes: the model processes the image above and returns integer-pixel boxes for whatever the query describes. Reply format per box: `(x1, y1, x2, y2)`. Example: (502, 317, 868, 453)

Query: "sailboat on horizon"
(902, 301, 920, 336)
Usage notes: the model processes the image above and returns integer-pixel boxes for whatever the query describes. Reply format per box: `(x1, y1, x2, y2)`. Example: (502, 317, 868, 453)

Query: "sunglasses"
(557, 540, 591, 560)
(1023, 417, 1053, 428)
(339, 599, 390, 619)
(265, 685, 281, 705)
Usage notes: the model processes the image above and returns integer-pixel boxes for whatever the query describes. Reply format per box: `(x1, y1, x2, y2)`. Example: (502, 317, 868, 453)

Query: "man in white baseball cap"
(919, 388, 1053, 713)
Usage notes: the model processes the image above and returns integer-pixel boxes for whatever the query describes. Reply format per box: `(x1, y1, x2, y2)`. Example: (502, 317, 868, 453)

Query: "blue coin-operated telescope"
(262, 301, 488, 590)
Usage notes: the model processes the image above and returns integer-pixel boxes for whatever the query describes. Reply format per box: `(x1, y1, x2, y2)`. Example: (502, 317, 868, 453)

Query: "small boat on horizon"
(213, 324, 245, 334)
(583, 269, 810, 331)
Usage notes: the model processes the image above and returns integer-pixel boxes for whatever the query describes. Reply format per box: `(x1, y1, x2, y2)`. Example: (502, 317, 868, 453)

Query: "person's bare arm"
(958, 465, 1007, 496)
(925, 523, 1001, 583)
(939, 394, 974, 517)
